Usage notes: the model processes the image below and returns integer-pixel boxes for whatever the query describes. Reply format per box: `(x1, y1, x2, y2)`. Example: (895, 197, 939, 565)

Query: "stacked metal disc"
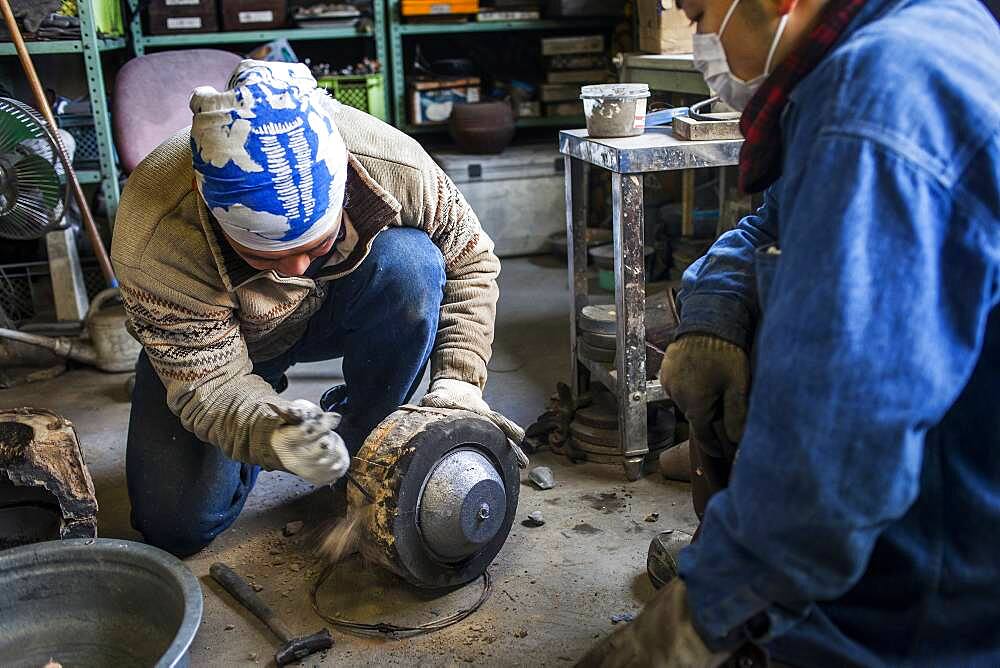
(562, 389, 676, 465)
(578, 304, 618, 364)
(577, 298, 679, 375)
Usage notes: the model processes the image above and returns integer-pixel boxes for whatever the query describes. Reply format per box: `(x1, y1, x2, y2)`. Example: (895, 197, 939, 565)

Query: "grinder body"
(347, 407, 520, 589)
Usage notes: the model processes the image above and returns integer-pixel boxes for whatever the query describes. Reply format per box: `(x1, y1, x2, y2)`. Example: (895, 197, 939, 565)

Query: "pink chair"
(112, 49, 243, 173)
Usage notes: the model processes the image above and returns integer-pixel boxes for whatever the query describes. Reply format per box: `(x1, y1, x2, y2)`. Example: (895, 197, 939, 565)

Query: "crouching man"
(111, 60, 504, 556)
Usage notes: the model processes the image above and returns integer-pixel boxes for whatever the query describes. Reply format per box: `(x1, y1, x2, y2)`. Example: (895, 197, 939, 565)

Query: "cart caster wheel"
(624, 458, 643, 481)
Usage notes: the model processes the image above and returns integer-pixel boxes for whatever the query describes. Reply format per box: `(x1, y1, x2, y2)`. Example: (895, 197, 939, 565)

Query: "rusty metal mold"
(348, 407, 520, 590)
(0, 407, 97, 548)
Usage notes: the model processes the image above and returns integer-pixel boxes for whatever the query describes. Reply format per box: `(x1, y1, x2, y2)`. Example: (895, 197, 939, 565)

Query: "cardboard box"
(408, 78, 481, 125)
(546, 69, 609, 84)
(146, 0, 218, 35)
(545, 101, 582, 117)
(541, 34, 604, 56)
(540, 83, 580, 102)
(220, 0, 287, 31)
(637, 0, 693, 54)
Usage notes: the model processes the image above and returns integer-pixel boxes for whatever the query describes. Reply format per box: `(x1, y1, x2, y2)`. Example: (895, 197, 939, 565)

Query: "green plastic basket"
(317, 75, 386, 121)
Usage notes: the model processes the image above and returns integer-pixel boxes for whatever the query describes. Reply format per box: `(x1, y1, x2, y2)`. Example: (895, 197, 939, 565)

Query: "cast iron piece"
(0, 407, 97, 548)
(348, 407, 520, 589)
(579, 304, 617, 335)
(0, 538, 201, 667)
(417, 448, 507, 562)
(578, 339, 616, 364)
(580, 330, 618, 351)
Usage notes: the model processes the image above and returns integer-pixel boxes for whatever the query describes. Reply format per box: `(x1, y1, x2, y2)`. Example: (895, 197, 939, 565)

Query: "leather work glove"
(658, 334, 750, 459)
(269, 399, 350, 486)
(420, 378, 530, 468)
(575, 579, 730, 668)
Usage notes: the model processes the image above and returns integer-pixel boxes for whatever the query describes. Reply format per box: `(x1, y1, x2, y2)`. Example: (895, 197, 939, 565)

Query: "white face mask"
(692, 0, 790, 111)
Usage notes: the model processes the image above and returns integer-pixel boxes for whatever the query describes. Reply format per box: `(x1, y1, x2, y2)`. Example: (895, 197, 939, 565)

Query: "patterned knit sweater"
(110, 104, 500, 470)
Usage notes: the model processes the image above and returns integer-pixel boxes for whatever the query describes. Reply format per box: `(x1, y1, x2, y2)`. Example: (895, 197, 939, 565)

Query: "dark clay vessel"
(448, 101, 516, 154)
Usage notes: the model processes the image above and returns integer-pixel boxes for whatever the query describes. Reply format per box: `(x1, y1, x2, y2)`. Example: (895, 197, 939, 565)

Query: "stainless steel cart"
(559, 127, 744, 480)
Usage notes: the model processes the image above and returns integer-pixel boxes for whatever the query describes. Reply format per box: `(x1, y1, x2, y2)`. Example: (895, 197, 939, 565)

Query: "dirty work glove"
(658, 334, 749, 459)
(420, 379, 530, 468)
(421, 378, 491, 414)
(576, 579, 730, 668)
(269, 399, 350, 486)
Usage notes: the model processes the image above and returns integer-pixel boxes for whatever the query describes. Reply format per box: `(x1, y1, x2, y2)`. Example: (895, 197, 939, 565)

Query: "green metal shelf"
(0, 2, 123, 221)
(386, 0, 618, 128)
(397, 18, 608, 35)
(402, 115, 585, 134)
(0, 36, 125, 55)
(76, 169, 103, 184)
(137, 26, 371, 48)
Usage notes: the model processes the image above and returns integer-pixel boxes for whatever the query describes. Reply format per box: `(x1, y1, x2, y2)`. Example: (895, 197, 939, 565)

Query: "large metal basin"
(0, 538, 202, 667)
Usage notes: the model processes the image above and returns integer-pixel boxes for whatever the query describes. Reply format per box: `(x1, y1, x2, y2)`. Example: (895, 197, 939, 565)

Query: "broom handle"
(0, 0, 117, 288)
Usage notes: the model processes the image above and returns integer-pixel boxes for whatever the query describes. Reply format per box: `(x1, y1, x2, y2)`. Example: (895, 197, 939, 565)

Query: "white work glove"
(420, 378, 491, 414)
(269, 399, 350, 486)
(420, 379, 530, 469)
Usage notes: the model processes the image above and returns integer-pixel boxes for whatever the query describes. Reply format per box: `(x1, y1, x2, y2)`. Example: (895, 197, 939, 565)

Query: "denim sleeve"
(675, 189, 779, 350)
(680, 132, 1000, 643)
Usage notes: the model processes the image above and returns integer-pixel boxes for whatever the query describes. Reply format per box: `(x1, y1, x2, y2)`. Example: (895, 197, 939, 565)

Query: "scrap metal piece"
(0, 407, 96, 548)
(672, 114, 743, 141)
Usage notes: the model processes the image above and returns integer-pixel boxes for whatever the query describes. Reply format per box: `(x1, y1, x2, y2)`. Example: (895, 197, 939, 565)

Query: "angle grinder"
(346, 406, 523, 590)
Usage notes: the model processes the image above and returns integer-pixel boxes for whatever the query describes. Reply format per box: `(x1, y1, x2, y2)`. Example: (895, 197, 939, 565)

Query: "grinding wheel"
(347, 407, 520, 590)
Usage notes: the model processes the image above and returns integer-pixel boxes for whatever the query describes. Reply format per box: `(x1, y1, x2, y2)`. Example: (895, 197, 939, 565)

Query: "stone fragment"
(522, 511, 546, 528)
(528, 466, 555, 490)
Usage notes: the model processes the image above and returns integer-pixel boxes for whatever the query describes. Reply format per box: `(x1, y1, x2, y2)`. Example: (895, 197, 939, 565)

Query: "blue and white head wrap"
(190, 60, 348, 251)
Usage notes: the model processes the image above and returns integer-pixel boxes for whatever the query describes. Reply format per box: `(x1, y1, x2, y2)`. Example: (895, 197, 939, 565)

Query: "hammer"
(210, 562, 333, 665)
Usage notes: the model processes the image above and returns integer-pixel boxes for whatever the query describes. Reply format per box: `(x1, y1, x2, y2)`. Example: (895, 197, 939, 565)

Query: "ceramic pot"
(449, 101, 515, 154)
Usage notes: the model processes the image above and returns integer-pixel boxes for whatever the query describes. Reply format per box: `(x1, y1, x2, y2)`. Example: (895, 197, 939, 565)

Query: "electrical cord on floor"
(311, 564, 492, 639)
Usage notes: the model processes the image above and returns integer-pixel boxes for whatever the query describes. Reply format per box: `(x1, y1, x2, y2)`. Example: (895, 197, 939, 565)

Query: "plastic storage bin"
(317, 75, 386, 121)
(432, 145, 567, 257)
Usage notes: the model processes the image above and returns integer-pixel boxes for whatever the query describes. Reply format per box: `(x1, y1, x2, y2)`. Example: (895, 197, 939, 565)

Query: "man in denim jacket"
(579, 0, 1000, 666)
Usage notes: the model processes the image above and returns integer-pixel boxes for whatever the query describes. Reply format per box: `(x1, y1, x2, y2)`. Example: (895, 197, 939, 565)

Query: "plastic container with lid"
(580, 83, 651, 138)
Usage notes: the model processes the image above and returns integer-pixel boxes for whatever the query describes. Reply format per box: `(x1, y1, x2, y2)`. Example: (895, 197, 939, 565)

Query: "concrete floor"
(0, 256, 697, 667)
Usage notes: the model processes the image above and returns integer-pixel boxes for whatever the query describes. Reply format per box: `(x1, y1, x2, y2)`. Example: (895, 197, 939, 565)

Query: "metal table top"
(559, 127, 743, 174)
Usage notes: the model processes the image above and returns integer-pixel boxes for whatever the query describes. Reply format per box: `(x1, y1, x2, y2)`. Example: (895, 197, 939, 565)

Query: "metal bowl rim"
(0, 537, 203, 668)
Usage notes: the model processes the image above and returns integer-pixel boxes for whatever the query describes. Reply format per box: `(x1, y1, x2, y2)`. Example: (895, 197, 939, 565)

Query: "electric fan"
(0, 96, 72, 241)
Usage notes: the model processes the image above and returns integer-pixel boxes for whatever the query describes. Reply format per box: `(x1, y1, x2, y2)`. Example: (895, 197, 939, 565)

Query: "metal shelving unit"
(386, 1, 615, 130)
(0, 0, 125, 222)
(126, 0, 388, 117)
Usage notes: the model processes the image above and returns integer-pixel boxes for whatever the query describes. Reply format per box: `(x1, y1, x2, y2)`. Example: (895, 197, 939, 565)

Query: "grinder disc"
(348, 408, 520, 590)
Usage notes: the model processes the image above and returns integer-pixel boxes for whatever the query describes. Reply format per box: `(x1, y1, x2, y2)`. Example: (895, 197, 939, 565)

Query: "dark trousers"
(126, 227, 445, 556)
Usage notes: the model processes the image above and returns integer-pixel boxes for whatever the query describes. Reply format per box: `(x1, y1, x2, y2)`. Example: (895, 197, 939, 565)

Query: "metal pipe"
(0, 0, 117, 288)
(0, 327, 97, 364)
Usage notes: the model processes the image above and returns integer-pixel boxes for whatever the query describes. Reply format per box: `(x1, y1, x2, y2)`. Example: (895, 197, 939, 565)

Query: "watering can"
(0, 288, 141, 373)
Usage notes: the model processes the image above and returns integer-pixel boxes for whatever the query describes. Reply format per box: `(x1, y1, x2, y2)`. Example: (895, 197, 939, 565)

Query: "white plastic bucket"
(580, 83, 651, 138)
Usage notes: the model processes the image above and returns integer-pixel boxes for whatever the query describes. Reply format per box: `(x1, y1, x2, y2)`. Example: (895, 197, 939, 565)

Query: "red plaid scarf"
(738, 0, 868, 194)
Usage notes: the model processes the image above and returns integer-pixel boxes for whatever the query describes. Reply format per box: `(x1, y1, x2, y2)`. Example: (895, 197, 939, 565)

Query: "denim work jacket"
(675, 1, 1000, 665)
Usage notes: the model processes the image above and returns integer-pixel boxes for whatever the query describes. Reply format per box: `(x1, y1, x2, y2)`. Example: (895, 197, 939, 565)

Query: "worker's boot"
(320, 384, 348, 412)
(646, 529, 692, 589)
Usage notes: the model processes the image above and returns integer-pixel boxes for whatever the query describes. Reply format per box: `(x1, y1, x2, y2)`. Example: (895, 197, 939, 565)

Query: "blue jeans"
(127, 227, 445, 556)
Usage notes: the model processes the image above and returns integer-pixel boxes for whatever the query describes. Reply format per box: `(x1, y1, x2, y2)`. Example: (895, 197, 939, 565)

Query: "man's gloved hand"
(269, 399, 350, 486)
(420, 378, 491, 414)
(576, 579, 729, 668)
(658, 334, 750, 459)
(420, 378, 530, 469)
